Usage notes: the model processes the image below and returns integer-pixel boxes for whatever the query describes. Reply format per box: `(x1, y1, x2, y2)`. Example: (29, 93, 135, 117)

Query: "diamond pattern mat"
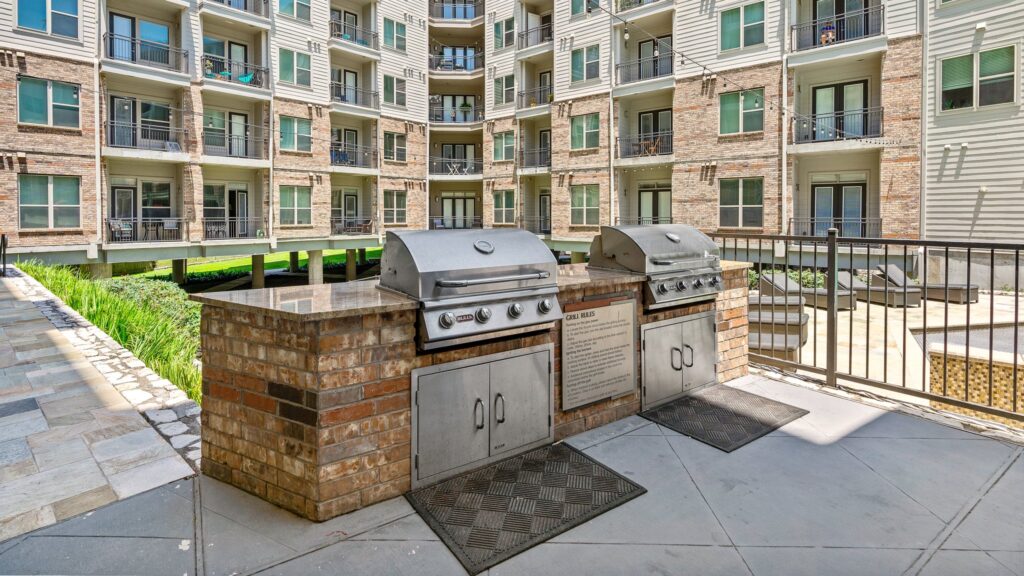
(406, 443, 647, 575)
(641, 385, 809, 453)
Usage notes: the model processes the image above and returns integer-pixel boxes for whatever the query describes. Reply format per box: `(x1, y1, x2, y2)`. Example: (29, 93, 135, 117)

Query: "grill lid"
(588, 225, 720, 275)
(379, 229, 559, 301)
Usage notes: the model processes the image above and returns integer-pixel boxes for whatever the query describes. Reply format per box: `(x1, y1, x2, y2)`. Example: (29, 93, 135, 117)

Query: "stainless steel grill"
(588, 225, 723, 310)
(379, 229, 562, 350)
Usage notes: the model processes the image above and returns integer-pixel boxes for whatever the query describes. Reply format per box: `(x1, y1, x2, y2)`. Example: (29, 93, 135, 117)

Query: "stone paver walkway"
(1, 375, 1020, 575)
(0, 271, 193, 539)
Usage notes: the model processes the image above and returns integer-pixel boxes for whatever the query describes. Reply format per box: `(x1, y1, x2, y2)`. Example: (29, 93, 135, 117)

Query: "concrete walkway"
(2, 375, 1020, 575)
(0, 273, 192, 539)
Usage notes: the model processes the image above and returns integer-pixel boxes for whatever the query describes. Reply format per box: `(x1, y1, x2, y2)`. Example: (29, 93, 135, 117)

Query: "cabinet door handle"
(683, 344, 694, 368)
(474, 398, 485, 430)
(670, 347, 683, 371)
(494, 393, 506, 424)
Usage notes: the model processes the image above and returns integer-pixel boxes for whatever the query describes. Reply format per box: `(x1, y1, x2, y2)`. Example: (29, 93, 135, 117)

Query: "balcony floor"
(1, 373, 1020, 575)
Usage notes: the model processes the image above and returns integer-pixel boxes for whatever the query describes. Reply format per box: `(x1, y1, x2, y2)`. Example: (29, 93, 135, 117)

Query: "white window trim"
(17, 76, 81, 129)
(383, 18, 406, 51)
(278, 0, 311, 21)
(571, 45, 601, 84)
(937, 44, 1020, 115)
(717, 0, 765, 54)
(718, 88, 764, 136)
(493, 189, 516, 224)
(570, 0, 597, 19)
(18, 174, 81, 230)
(111, 174, 177, 219)
(279, 48, 312, 87)
(383, 189, 407, 224)
(569, 184, 600, 226)
(494, 17, 515, 50)
(494, 75, 515, 106)
(383, 132, 407, 162)
(279, 116, 312, 151)
(570, 113, 600, 150)
(279, 185, 313, 227)
(493, 131, 515, 161)
(718, 177, 764, 229)
(14, 0, 80, 40)
(383, 75, 407, 107)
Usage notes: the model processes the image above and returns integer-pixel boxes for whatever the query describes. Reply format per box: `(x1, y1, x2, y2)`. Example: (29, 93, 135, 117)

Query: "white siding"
(272, 2, 331, 104)
(487, 1, 517, 118)
(0, 0, 99, 62)
(379, 1, 427, 121)
(553, 0, 613, 100)
(886, 0, 921, 38)
(677, 0, 783, 78)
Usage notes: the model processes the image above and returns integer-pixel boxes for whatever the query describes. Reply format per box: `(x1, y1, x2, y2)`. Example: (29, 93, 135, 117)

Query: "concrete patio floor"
(1, 375, 1021, 575)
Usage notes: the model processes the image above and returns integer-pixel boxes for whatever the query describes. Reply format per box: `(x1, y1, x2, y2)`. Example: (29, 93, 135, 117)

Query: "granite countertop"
(556, 264, 646, 288)
(722, 260, 753, 272)
(190, 279, 417, 321)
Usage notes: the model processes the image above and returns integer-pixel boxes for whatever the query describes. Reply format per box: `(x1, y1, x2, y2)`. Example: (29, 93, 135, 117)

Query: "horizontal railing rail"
(205, 0, 268, 18)
(429, 0, 480, 19)
(616, 55, 673, 84)
(429, 216, 483, 229)
(202, 217, 265, 240)
(518, 86, 553, 108)
(429, 157, 483, 175)
(617, 131, 673, 158)
(616, 216, 673, 225)
(105, 217, 187, 243)
(518, 23, 553, 49)
(330, 216, 375, 236)
(329, 82, 380, 109)
(428, 53, 484, 72)
(519, 148, 551, 168)
(105, 121, 187, 152)
(793, 107, 883, 143)
(103, 33, 188, 72)
(201, 55, 269, 89)
(330, 144, 377, 168)
(789, 217, 882, 238)
(202, 126, 268, 159)
(429, 105, 485, 123)
(329, 21, 379, 50)
(520, 217, 552, 235)
(617, 0, 667, 11)
(792, 5, 884, 51)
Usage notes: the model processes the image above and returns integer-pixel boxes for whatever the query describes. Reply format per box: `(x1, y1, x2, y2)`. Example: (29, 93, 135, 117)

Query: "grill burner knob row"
(476, 307, 492, 323)
(508, 302, 523, 318)
(538, 298, 553, 314)
(438, 312, 455, 329)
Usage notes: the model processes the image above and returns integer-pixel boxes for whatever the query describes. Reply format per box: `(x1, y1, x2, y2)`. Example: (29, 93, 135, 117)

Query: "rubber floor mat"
(406, 443, 646, 575)
(641, 385, 808, 452)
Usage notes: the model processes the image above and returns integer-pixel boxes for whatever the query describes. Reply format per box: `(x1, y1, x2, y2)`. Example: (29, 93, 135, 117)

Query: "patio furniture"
(875, 264, 980, 305)
(835, 271, 922, 308)
(759, 272, 857, 311)
(108, 219, 134, 243)
(238, 71, 255, 84)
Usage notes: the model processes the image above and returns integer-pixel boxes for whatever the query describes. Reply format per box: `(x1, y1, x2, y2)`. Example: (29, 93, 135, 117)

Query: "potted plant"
(459, 101, 473, 119)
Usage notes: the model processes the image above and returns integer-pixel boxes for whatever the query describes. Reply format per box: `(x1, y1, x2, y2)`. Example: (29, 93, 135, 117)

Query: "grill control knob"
(476, 307, 492, 323)
(693, 278, 704, 289)
(710, 275, 721, 286)
(508, 302, 523, 318)
(439, 312, 455, 329)
(538, 298, 554, 314)
(676, 279, 688, 291)
(656, 282, 669, 295)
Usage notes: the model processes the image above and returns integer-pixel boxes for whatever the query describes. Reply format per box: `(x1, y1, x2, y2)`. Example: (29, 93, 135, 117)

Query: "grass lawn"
(141, 248, 382, 280)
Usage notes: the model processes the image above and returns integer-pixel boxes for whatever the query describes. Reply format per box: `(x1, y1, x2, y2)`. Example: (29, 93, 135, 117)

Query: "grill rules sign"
(561, 299, 636, 410)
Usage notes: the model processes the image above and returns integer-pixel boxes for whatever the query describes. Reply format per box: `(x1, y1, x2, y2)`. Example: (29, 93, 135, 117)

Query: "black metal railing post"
(825, 227, 839, 387)
(1, 234, 7, 276)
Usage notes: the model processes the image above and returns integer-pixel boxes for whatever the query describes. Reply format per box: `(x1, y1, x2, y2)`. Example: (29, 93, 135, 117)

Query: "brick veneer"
(878, 35, 922, 239)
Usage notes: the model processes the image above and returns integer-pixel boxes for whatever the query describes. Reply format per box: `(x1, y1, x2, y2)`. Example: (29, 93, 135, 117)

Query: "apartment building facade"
(0, 0, 1020, 276)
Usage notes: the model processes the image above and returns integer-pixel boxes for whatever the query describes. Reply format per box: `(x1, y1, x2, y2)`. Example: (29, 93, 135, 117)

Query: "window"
(719, 178, 763, 228)
(942, 46, 1016, 111)
(17, 77, 79, 128)
(570, 184, 600, 226)
(280, 185, 312, 226)
(279, 48, 311, 86)
(278, 0, 310, 20)
(17, 0, 78, 38)
(494, 74, 514, 105)
(383, 190, 407, 224)
(720, 1, 764, 51)
(493, 131, 515, 161)
(494, 17, 514, 49)
(279, 116, 312, 151)
(142, 181, 172, 219)
(571, 0, 597, 16)
(383, 18, 406, 51)
(18, 174, 80, 229)
(570, 113, 600, 149)
(384, 75, 406, 107)
(493, 190, 515, 224)
(719, 88, 764, 134)
(383, 132, 407, 161)
(571, 45, 600, 82)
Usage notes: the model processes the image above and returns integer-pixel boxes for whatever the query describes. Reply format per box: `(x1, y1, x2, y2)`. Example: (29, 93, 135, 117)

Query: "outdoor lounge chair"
(749, 294, 807, 308)
(875, 264, 979, 305)
(759, 272, 857, 311)
(835, 271, 922, 308)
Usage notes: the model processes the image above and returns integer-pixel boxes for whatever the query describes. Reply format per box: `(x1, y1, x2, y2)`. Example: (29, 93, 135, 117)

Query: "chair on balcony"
(108, 219, 134, 243)
(238, 71, 255, 84)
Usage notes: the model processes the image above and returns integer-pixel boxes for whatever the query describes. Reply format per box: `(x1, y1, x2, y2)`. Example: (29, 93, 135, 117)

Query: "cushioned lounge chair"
(836, 271, 922, 308)
(759, 272, 857, 311)
(875, 264, 979, 305)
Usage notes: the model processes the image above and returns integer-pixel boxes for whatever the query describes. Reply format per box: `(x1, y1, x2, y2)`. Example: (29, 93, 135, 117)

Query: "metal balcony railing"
(518, 23, 553, 49)
(205, 0, 268, 18)
(103, 33, 188, 72)
(616, 132, 673, 158)
(201, 55, 269, 89)
(617, 0, 667, 10)
(789, 217, 882, 238)
(428, 53, 484, 72)
(329, 21, 379, 50)
(330, 144, 377, 168)
(429, 0, 480, 19)
(429, 158, 483, 175)
(330, 217, 375, 236)
(518, 86, 553, 108)
(105, 121, 187, 152)
(0, 234, 6, 276)
(616, 55, 673, 84)
(105, 218, 188, 243)
(202, 125, 268, 159)
(519, 148, 551, 169)
(429, 105, 485, 123)
(793, 107, 883, 143)
(520, 217, 552, 235)
(616, 216, 673, 225)
(429, 216, 483, 229)
(329, 83, 380, 109)
(202, 217, 265, 240)
(792, 5, 884, 51)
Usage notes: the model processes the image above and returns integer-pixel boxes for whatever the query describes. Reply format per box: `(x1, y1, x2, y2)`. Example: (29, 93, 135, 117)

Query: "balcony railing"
(329, 21, 379, 50)
(617, 132, 673, 158)
(429, 105, 485, 123)
(329, 83, 380, 109)
(617, 0, 667, 11)
(617, 55, 673, 84)
(428, 53, 484, 72)
(789, 217, 882, 238)
(429, 0, 480, 19)
(793, 107, 883, 143)
(520, 148, 551, 169)
(106, 218, 187, 243)
(518, 86, 553, 108)
(616, 216, 673, 225)
(520, 217, 551, 235)
(202, 217, 265, 240)
(330, 144, 377, 168)
(518, 23, 553, 49)
(792, 5, 884, 51)
(103, 33, 188, 72)
(202, 125, 268, 159)
(105, 121, 187, 152)
(429, 158, 483, 175)
(201, 55, 269, 89)
(429, 216, 483, 229)
(330, 217, 375, 236)
(205, 0, 268, 18)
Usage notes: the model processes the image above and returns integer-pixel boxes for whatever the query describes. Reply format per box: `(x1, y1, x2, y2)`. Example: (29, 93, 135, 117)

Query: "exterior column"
(570, 252, 586, 264)
(80, 263, 112, 279)
(308, 250, 324, 285)
(345, 249, 357, 282)
(358, 248, 367, 265)
(289, 251, 301, 273)
(171, 259, 187, 284)
(251, 255, 265, 289)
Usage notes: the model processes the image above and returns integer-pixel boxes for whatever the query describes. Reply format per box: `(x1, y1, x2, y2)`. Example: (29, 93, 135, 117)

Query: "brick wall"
(879, 35, 922, 239)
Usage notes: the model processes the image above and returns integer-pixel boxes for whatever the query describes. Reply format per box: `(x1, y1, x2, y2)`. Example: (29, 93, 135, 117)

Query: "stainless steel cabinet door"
(682, 313, 717, 392)
(642, 322, 684, 409)
(415, 364, 491, 482)
(489, 351, 550, 456)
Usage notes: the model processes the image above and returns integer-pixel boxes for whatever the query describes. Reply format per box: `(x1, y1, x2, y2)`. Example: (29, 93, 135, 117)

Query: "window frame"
(939, 45, 1019, 113)
(493, 189, 516, 224)
(570, 113, 600, 150)
(17, 76, 80, 129)
(16, 0, 79, 39)
(569, 184, 600, 226)
(494, 74, 515, 106)
(571, 0, 597, 17)
(18, 174, 81, 230)
(719, 1, 765, 53)
(383, 132, 407, 162)
(383, 75, 407, 107)
(279, 116, 312, 152)
(383, 189, 407, 224)
(278, 0, 310, 21)
(719, 88, 764, 135)
(279, 185, 313, 226)
(494, 17, 514, 50)
(383, 18, 406, 51)
(493, 131, 515, 161)
(279, 48, 311, 87)
(571, 44, 600, 83)
(718, 177, 764, 229)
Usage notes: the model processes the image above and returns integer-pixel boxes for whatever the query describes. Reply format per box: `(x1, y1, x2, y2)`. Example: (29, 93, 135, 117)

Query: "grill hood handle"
(436, 271, 550, 288)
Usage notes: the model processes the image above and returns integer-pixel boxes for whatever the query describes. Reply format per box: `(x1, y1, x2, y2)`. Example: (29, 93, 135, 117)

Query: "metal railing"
(329, 21, 379, 50)
(330, 217, 375, 236)
(201, 55, 269, 89)
(429, 216, 483, 229)
(105, 218, 187, 243)
(103, 33, 188, 72)
(105, 121, 187, 152)
(202, 125, 268, 159)
(793, 107, 883, 143)
(429, 157, 483, 175)
(792, 5, 884, 51)
(329, 83, 380, 109)
(616, 216, 673, 225)
(429, 0, 480, 19)
(518, 23, 553, 49)
(713, 229, 1024, 425)
(521, 217, 552, 235)
(617, 132, 673, 158)
(616, 55, 673, 84)
(202, 217, 265, 240)
(1, 234, 7, 276)
(428, 53, 484, 72)
(519, 148, 551, 169)
(205, 0, 268, 18)
(429, 105, 485, 123)
(330, 144, 377, 168)
(790, 217, 882, 238)
(518, 86, 553, 108)
(617, 0, 667, 11)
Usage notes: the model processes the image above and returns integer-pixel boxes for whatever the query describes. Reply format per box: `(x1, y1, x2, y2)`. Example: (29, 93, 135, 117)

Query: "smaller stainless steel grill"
(588, 225, 723, 310)
(379, 229, 562, 350)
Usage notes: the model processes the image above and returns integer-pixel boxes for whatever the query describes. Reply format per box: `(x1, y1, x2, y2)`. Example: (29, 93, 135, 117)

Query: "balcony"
(429, 216, 483, 229)
(792, 6, 884, 52)
(429, 0, 481, 20)
(330, 217, 375, 236)
(517, 24, 553, 50)
(200, 55, 269, 90)
(429, 157, 483, 176)
(429, 105, 485, 124)
(330, 144, 377, 169)
(617, 0, 670, 11)
(518, 86, 553, 109)
(202, 125, 269, 161)
(789, 217, 882, 238)
(329, 21, 379, 51)
(616, 216, 673, 225)
(199, 0, 270, 27)
(104, 121, 187, 154)
(102, 34, 188, 74)
(521, 217, 551, 235)
(519, 148, 551, 170)
(616, 132, 673, 159)
(793, 107, 883, 144)
(202, 217, 265, 240)
(329, 83, 380, 111)
(617, 55, 673, 85)
(428, 53, 484, 73)
(105, 218, 187, 244)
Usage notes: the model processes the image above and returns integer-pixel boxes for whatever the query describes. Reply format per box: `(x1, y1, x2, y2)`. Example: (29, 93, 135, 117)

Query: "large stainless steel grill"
(379, 229, 563, 350)
(588, 225, 723, 310)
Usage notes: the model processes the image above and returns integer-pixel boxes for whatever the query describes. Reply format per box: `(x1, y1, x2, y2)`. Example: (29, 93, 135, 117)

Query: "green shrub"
(98, 276, 201, 341)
